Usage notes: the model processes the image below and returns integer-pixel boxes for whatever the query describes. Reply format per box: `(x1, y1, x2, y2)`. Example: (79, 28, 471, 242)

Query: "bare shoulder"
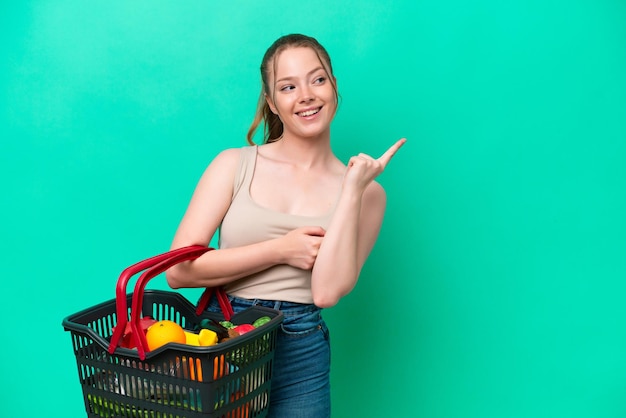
(364, 180, 387, 204)
(201, 147, 246, 177)
(211, 147, 243, 167)
(193, 147, 246, 194)
(361, 180, 387, 222)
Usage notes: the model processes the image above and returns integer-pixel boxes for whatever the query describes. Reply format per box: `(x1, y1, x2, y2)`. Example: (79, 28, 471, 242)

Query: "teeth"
(299, 108, 319, 117)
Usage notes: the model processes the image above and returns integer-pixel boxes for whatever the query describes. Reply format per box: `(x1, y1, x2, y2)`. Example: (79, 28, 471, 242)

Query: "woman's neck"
(269, 131, 334, 169)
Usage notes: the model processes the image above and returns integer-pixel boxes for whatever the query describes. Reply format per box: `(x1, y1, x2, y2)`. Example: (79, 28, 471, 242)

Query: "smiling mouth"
(297, 107, 321, 117)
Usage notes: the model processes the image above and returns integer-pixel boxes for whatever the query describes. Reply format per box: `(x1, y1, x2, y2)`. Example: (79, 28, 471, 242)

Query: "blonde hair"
(247, 34, 339, 145)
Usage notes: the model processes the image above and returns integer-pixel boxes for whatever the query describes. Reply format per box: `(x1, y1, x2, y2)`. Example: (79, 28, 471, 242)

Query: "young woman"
(166, 33, 405, 418)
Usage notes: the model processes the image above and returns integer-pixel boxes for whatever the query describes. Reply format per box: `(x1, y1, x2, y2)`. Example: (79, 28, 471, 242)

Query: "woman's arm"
(311, 138, 406, 307)
(166, 148, 276, 288)
(310, 182, 386, 307)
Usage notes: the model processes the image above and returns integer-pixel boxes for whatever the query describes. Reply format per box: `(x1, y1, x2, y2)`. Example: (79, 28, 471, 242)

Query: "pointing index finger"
(378, 138, 407, 167)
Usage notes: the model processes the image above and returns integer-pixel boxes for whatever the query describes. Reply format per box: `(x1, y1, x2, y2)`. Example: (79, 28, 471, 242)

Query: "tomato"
(233, 324, 255, 335)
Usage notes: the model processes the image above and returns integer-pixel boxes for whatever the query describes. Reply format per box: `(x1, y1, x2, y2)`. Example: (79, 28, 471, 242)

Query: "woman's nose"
(299, 86, 315, 102)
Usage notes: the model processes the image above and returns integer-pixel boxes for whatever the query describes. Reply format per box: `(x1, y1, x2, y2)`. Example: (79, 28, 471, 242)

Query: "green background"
(2, 1, 625, 417)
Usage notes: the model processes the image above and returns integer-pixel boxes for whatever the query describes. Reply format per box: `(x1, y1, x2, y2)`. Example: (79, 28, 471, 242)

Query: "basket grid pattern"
(64, 290, 281, 417)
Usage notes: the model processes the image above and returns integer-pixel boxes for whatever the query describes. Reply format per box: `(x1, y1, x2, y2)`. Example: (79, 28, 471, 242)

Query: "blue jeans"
(205, 294, 331, 418)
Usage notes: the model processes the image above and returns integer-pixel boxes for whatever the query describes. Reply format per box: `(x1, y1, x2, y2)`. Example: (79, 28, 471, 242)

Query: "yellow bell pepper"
(184, 329, 218, 346)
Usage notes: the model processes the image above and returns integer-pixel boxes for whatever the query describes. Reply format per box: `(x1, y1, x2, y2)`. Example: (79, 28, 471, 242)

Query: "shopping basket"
(62, 245, 283, 418)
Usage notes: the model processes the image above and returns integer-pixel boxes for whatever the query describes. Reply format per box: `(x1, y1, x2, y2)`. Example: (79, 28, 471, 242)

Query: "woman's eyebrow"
(276, 66, 324, 83)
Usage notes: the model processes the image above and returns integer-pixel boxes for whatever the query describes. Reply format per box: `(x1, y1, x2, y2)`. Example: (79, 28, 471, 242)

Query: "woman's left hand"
(344, 138, 406, 192)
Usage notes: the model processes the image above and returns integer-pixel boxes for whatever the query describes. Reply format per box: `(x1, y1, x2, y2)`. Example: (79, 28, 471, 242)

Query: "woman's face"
(266, 47, 337, 140)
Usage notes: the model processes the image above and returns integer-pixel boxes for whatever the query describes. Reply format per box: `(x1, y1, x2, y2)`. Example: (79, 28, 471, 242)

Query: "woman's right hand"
(279, 226, 326, 270)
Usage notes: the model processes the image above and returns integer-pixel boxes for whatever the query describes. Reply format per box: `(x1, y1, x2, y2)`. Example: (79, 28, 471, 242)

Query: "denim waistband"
(226, 294, 321, 315)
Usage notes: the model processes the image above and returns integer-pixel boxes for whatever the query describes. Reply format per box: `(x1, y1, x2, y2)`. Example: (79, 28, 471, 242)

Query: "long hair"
(246, 34, 339, 145)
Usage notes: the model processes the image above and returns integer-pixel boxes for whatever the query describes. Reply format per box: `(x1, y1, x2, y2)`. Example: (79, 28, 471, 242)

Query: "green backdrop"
(2, 1, 625, 417)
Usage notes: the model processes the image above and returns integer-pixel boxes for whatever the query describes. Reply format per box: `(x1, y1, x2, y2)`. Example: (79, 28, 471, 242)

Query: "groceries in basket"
(114, 315, 273, 351)
(62, 245, 283, 418)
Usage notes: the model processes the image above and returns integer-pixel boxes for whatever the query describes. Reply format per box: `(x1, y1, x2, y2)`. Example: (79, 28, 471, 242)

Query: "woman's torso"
(219, 145, 342, 303)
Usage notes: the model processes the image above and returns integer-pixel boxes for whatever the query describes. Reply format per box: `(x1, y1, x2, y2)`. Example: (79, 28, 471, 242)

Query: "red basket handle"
(128, 247, 235, 360)
(131, 255, 235, 325)
(108, 245, 209, 353)
(196, 285, 234, 318)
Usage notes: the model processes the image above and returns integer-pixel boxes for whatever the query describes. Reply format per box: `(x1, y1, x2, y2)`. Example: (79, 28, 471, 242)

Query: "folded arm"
(311, 138, 406, 307)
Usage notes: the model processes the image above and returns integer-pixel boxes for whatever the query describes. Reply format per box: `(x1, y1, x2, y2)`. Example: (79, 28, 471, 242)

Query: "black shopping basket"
(62, 245, 283, 418)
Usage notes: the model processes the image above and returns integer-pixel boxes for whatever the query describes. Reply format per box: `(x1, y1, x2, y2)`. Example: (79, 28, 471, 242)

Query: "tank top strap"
(232, 145, 257, 201)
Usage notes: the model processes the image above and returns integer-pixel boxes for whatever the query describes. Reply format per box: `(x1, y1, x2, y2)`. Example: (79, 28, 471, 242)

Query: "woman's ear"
(265, 93, 278, 115)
